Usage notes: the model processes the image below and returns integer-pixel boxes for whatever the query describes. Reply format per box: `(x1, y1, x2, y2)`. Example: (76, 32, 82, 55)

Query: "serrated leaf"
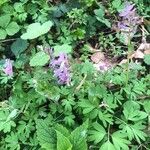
(36, 119, 57, 150)
(100, 141, 115, 150)
(112, 0, 121, 9)
(0, 28, 7, 39)
(30, 51, 50, 66)
(89, 122, 106, 144)
(55, 124, 70, 137)
(56, 131, 72, 150)
(6, 22, 20, 36)
(0, 14, 10, 28)
(111, 131, 130, 150)
(21, 21, 53, 39)
(144, 54, 150, 65)
(11, 38, 29, 57)
(54, 44, 72, 56)
(70, 121, 88, 150)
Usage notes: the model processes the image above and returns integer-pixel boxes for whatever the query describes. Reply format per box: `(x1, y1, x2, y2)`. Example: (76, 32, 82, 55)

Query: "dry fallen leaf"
(137, 43, 150, 51)
(91, 52, 105, 63)
(144, 50, 150, 54)
(119, 59, 128, 65)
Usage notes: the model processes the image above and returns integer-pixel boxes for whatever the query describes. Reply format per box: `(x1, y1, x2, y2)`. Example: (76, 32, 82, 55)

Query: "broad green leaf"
(111, 131, 130, 150)
(11, 38, 29, 57)
(55, 124, 70, 137)
(112, 0, 121, 10)
(56, 131, 72, 150)
(21, 21, 53, 39)
(70, 121, 88, 150)
(0, 14, 10, 28)
(30, 51, 50, 67)
(88, 122, 106, 144)
(54, 44, 72, 56)
(0, 28, 7, 39)
(36, 119, 57, 150)
(6, 22, 20, 36)
(100, 141, 115, 150)
(144, 54, 150, 65)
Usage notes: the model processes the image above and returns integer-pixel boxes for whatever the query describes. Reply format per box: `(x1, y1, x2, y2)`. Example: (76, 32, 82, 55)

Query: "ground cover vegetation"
(0, 0, 150, 149)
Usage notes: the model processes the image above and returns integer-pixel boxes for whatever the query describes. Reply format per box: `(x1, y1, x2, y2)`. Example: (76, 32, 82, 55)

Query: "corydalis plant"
(3, 59, 13, 76)
(50, 53, 70, 85)
(118, 2, 141, 44)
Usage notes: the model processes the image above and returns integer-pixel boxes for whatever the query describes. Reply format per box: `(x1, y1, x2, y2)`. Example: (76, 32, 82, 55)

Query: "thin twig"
(75, 74, 87, 91)
(0, 38, 17, 43)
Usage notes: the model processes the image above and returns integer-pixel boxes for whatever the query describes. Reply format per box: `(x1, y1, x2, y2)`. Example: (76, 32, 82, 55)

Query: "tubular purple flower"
(3, 59, 13, 76)
(119, 2, 135, 17)
(50, 53, 70, 85)
(118, 2, 141, 31)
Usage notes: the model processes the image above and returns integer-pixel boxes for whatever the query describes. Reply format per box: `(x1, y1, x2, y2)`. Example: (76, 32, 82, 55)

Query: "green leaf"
(56, 131, 72, 150)
(70, 121, 88, 150)
(0, 28, 7, 39)
(123, 101, 147, 121)
(88, 122, 106, 144)
(0, 110, 16, 133)
(0, 14, 10, 28)
(11, 38, 29, 57)
(112, 0, 121, 10)
(54, 44, 72, 56)
(30, 51, 50, 67)
(5, 132, 20, 150)
(55, 124, 70, 137)
(94, 8, 104, 18)
(21, 21, 53, 39)
(144, 54, 150, 65)
(111, 131, 130, 150)
(120, 122, 147, 143)
(6, 22, 20, 36)
(100, 141, 115, 150)
(36, 119, 57, 150)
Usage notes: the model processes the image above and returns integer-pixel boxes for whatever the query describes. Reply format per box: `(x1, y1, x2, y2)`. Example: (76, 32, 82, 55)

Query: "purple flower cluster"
(118, 2, 140, 30)
(3, 59, 13, 76)
(50, 53, 70, 85)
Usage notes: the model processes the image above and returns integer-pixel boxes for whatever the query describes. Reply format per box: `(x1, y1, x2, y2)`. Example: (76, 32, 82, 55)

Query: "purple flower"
(118, 2, 141, 31)
(3, 59, 13, 76)
(50, 53, 70, 85)
(119, 2, 135, 17)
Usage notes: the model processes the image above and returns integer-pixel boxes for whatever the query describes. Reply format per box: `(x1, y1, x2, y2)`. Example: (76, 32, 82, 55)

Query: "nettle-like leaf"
(69, 121, 88, 150)
(56, 131, 72, 150)
(54, 44, 72, 56)
(11, 38, 29, 57)
(30, 51, 50, 66)
(88, 122, 106, 144)
(111, 131, 130, 150)
(36, 119, 57, 150)
(21, 21, 53, 39)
